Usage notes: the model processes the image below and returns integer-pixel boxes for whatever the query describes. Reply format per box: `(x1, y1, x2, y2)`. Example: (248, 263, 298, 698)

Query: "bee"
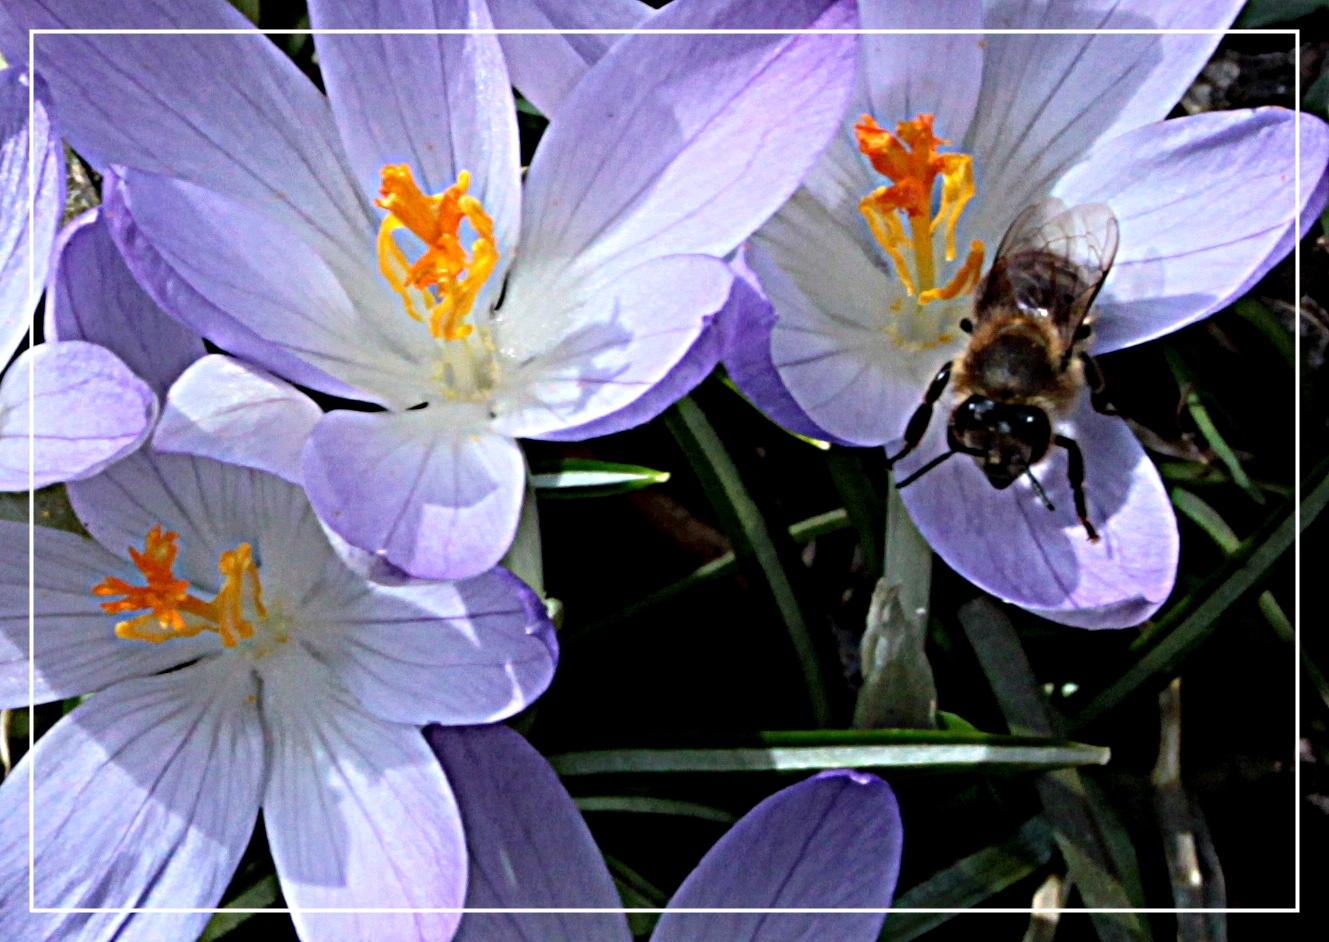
(885, 197, 1120, 542)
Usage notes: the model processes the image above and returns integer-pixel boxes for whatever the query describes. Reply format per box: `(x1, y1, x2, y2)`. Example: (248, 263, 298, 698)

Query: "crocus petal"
(430, 723, 632, 942)
(965, 0, 1243, 240)
(653, 770, 902, 942)
(302, 566, 557, 726)
(1056, 109, 1328, 353)
(303, 406, 526, 581)
(0, 341, 157, 490)
(535, 260, 749, 440)
(489, 0, 653, 119)
(0, 656, 262, 941)
(896, 399, 1178, 629)
(45, 207, 204, 396)
(494, 254, 732, 438)
(502, 0, 858, 363)
(154, 354, 322, 486)
(310, 0, 522, 311)
(0, 520, 221, 707)
(753, 235, 942, 446)
(9, 0, 375, 286)
(261, 647, 464, 942)
(66, 448, 305, 592)
(722, 246, 850, 444)
(0, 68, 63, 366)
(109, 168, 411, 406)
(0, 6, 28, 70)
(858, 0, 983, 145)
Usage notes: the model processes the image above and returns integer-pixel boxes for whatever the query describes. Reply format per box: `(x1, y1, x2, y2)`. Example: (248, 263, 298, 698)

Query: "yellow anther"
(93, 527, 265, 648)
(918, 241, 985, 306)
(375, 165, 498, 343)
(855, 114, 981, 307)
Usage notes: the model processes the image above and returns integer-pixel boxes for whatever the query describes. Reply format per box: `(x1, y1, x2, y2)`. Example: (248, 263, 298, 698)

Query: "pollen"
(856, 114, 984, 307)
(376, 165, 498, 343)
(93, 526, 265, 648)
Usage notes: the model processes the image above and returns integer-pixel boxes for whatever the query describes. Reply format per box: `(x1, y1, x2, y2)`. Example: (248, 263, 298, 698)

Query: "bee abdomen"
(962, 328, 1058, 401)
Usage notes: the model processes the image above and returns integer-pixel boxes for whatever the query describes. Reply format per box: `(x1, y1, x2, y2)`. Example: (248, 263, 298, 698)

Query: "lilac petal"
(511, 0, 857, 300)
(0, 342, 157, 490)
(1058, 109, 1321, 353)
(303, 406, 525, 581)
(9, 0, 375, 283)
(155, 354, 322, 486)
(489, 0, 653, 119)
(0, 521, 220, 707)
(1, 68, 63, 366)
(431, 724, 632, 942)
(722, 247, 849, 444)
(965, 0, 1243, 245)
(496, 254, 732, 438)
(536, 259, 750, 440)
(310, 0, 521, 310)
(45, 207, 203, 396)
(653, 770, 902, 942)
(109, 168, 409, 406)
(896, 398, 1178, 629)
(752, 236, 942, 447)
(303, 566, 557, 726)
(859, 0, 983, 144)
(0, 6, 27, 70)
(261, 648, 464, 942)
(66, 448, 305, 591)
(0, 656, 262, 940)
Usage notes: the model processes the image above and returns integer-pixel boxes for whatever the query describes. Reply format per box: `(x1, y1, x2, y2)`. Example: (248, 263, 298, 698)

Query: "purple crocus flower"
(430, 723, 903, 941)
(729, 0, 1329, 628)
(0, 447, 557, 941)
(0, 30, 165, 490)
(12, 0, 858, 581)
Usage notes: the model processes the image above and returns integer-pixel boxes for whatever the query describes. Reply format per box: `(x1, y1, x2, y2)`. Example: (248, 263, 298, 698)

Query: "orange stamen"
(376, 166, 498, 343)
(93, 527, 264, 647)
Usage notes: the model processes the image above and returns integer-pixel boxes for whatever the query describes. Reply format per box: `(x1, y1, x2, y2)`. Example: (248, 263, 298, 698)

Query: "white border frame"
(22, 21, 1305, 919)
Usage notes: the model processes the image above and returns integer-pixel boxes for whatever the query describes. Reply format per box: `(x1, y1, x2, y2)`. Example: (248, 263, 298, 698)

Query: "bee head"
(949, 396, 1052, 490)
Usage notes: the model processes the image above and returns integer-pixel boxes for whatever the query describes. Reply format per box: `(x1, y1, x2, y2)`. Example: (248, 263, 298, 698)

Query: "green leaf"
(1234, 298, 1295, 368)
(881, 816, 1056, 942)
(530, 459, 670, 499)
(665, 396, 832, 726)
(825, 447, 885, 575)
(225, 0, 260, 24)
(1166, 349, 1263, 505)
(199, 874, 280, 941)
(959, 598, 1152, 942)
(719, 374, 830, 449)
(574, 795, 737, 824)
(1071, 459, 1329, 730)
(549, 731, 1109, 777)
(1236, 0, 1329, 27)
(501, 472, 544, 596)
(1171, 488, 1241, 555)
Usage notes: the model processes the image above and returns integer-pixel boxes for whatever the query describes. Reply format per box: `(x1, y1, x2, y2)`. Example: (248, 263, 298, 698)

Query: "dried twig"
(1021, 872, 1069, 942)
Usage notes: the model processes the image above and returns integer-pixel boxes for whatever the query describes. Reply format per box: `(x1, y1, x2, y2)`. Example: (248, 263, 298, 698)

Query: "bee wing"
(983, 199, 1119, 345)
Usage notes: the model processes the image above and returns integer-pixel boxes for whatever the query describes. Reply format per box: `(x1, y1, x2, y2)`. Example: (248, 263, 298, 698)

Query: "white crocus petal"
(155, 354, 323, 486)
(117, 169, 426, 408)
(0, 656, 262, 941)
(261, 646, 465, 942)
(0, 521, 221, 708)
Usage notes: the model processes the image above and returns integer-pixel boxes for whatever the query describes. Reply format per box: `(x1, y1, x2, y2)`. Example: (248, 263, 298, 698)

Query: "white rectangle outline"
(23, 23, 1303, 917)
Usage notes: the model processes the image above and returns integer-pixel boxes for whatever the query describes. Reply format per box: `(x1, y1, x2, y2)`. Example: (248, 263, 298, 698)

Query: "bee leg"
(1054, 434, 1099, 542)
(1079, 351, 1119, 416)
(886, 361, 952, 469)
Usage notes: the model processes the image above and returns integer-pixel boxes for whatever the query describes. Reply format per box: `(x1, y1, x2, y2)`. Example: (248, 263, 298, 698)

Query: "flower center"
(93, 525, 285, 654)
(856, 114, 986, 345)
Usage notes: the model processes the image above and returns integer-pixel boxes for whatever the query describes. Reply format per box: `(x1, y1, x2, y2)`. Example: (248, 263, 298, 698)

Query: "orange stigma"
(375, 165, 498, 343)
(93, 526, 266, 648)
(855, 114, 984, 304)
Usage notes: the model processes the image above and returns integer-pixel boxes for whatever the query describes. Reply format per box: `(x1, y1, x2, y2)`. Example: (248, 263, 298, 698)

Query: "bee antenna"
(896, 450, 957, 489)
(1025, 469, 1055, 512)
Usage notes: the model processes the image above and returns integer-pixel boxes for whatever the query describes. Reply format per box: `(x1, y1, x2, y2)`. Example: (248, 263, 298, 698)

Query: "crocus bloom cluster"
(430, 723, 903, 942)
(14, 0, 858, 583)
(0, 50, 157, 490)
(0, 447, 557, 941)
(730, 0, 1329, 627)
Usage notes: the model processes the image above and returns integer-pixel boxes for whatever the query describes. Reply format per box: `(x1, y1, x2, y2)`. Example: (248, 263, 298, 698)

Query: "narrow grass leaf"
(199, 874, 280, 941)
(531, 459, 671, 499)
(574, 796, 737, 824)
